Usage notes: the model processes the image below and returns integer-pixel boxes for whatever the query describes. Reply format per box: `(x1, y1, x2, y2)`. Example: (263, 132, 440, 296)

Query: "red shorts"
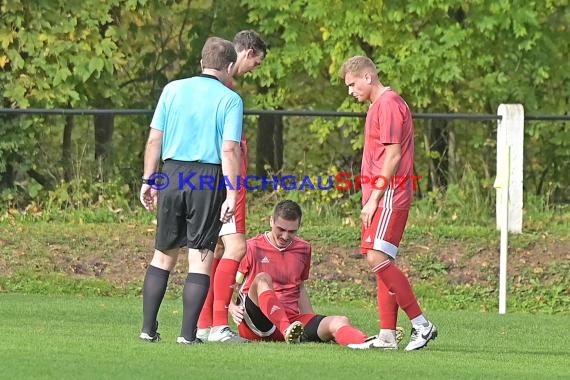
(360, 207, 409, 258)
(234, 186, 246, 234)
(219, 143, 248, 236)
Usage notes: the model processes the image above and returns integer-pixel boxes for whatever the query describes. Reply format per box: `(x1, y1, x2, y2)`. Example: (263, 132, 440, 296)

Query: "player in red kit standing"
(340, 56, 438, 351)
(197, 30, 267, 343)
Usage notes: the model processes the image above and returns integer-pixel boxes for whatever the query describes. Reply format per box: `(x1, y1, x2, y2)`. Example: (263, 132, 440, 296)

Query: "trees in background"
(0, 0, 244, 205)
(241, 0, 569, 202)
(1, 0, 568, 208)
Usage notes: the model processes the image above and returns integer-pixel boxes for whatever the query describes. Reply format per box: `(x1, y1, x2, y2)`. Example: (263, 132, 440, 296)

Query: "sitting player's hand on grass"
(228, 301, 244, 325)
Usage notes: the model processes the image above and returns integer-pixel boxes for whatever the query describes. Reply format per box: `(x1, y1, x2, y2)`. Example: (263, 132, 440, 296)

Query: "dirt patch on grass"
(1, 223, 568, 291)
(310, 236, 569, 289)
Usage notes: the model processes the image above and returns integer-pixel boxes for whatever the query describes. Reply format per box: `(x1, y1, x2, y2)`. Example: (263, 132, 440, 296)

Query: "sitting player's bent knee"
(253, 272, 273, 286)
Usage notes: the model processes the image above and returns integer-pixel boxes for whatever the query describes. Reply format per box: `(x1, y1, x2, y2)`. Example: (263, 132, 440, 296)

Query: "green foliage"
(44, 177, 133, 211)
(411, 163, 495, 224)
(308, 278, 373, 304)
(525, 121, 570, 201)
(408, 253, 449, 280)
(0, 0, 247, 205)
(1, 0, 569, 209)
(242, 0, 570, 202)
(511, 260, 570, 312)
(2, 1, 121, 108)
(282, 163, 351, 213)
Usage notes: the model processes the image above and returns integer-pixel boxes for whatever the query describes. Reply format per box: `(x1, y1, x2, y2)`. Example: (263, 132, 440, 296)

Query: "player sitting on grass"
(229, 200, 403, 347)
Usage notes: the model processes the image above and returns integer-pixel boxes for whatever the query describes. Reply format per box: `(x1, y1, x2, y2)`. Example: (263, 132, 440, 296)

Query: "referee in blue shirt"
(139, 37, 242, 344)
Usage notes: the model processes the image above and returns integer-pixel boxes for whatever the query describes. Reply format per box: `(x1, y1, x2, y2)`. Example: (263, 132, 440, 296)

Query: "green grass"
(0, 294, 568, 380)
(0, 204, 568, 379)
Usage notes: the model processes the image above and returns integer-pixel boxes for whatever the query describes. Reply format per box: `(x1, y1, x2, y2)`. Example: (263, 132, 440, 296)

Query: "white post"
(494, 104, 524, 315)
(494, 146, 510, 314)
(496, 104, 524, 233)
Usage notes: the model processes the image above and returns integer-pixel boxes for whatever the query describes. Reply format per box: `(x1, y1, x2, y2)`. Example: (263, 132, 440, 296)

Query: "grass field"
(1, 203, 568, 379)
(1, 293, 568, 380)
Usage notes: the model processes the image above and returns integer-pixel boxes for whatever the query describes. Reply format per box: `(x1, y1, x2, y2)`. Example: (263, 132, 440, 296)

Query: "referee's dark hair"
(273, 200, 302, 222)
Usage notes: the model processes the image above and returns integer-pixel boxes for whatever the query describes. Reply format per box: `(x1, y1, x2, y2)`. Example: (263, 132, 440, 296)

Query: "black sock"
(180, 273, 210, 340)
(142, 265, 170, 334)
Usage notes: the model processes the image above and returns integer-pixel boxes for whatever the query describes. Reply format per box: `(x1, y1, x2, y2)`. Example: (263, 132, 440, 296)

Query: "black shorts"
(155, 160, 225, 252)
(243, 295, 326, 343)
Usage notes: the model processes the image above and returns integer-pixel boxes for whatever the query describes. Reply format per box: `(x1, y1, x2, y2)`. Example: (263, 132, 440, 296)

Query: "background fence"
(0, 107, 568, 214)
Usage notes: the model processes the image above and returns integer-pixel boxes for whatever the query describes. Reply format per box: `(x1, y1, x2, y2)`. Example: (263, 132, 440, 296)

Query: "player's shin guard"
(335, 325, 368, 346)
(258, 290, 290, 335)
(377, 278, 399, 330)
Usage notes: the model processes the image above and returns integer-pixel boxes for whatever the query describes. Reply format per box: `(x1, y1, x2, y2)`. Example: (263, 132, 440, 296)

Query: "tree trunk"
(256, 113, 284, 178)
(422, 122, 437, 192)
(273, 115, 284, 173)
(62, 114, 74, 182)
(430, 119, 448, 189)
(94, 113, 114, 178)
(447, 124, 457, 184)
(0, 162, 15, 191)
(27, 168, 54, 190)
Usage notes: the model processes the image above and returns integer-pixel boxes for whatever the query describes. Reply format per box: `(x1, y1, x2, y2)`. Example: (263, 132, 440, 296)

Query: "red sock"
(258, 290, 290, 334)
(197, 257, 220, 329)
(335, 325, 367, 346)
(373, 261, 422, 320)
(377, 278, 398, 330)
(212, 258, 240, 326)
